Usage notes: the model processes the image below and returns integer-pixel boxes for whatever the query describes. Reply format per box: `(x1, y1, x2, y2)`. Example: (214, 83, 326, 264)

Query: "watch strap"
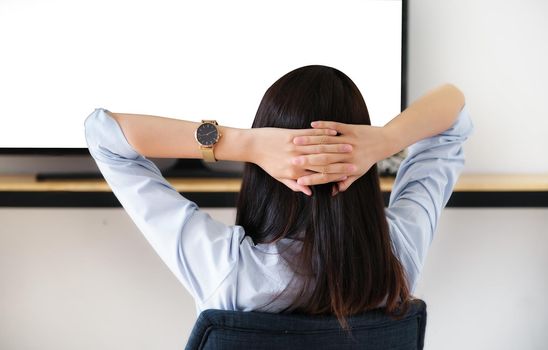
(200, 145, 217, 162)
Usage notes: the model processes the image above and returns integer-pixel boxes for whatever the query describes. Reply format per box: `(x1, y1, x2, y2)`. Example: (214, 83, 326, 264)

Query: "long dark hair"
(235, 65, 410, 329)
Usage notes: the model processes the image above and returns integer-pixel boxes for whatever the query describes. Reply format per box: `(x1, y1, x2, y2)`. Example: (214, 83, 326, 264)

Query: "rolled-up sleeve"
(84, 108, 245, 304)
(385, 105, 474, 292)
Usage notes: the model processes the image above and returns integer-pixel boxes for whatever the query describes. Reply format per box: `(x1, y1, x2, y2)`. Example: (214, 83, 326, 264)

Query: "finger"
(279, 178, 311, 196)
(292, 153, 354, 167)
(294, 143, 353, 154)
(304, 163, 357, 175)
(279, 178, 312, 196)
(310, 120, 351, 134)
(297, 173, 348, 186)
(332, 183, 339, 197)
(299, 128, 338, 136)
(286, 168, 316, 179)
(293, 135, 344, 146)
(337, 176, 358, 192)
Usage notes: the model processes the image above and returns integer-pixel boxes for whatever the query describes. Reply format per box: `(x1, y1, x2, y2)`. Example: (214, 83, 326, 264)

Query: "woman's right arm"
(382, 83, 466, 157)
(384, 100, 473, 292)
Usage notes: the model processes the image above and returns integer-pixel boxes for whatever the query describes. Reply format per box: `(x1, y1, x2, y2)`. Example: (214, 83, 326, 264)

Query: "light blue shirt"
(84, 106, 474, 315)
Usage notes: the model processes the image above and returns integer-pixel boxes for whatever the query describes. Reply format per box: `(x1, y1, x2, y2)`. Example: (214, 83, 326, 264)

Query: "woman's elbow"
(443, 83, 466, 108)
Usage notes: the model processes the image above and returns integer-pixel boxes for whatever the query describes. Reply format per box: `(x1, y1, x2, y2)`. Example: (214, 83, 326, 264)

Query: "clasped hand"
(250, 121, 391, 196)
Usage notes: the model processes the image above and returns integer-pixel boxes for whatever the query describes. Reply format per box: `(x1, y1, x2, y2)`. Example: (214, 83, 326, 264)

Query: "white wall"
(415, 209, 548, 349)
(407, 0, 548, 174)
(1, 0, 548, 349)
(1, 208, 547, 350)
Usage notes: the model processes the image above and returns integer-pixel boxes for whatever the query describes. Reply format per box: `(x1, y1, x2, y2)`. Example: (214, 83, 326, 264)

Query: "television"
(0, 0, 406, 177)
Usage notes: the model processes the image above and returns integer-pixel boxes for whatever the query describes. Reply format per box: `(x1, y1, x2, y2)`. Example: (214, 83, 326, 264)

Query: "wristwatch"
(194, 120, 221, 162)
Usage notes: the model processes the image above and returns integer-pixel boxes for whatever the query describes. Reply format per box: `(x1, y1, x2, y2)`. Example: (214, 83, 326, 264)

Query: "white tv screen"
(0, 0, 403, 151)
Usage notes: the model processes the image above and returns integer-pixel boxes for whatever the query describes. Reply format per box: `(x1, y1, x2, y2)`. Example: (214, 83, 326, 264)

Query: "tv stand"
(1, 173, 547, 207)
(35, 159, 242, 181)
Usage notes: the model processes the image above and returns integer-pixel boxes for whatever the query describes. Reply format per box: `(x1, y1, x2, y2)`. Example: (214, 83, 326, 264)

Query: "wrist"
(240, 128, 259, 164)
(214, 126, 253, 163)
(381, 123, 405, 159)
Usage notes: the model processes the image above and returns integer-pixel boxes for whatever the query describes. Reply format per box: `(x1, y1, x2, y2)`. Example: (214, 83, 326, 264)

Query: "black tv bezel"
(0, 0, 408, 156)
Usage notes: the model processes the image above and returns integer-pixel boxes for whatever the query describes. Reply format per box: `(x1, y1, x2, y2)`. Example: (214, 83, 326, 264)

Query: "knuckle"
(294, 136, 305, 145)
(288, 169, 298, 178)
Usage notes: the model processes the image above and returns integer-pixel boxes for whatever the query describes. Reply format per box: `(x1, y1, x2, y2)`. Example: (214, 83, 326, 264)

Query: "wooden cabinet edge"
(0, 174, 548, 192)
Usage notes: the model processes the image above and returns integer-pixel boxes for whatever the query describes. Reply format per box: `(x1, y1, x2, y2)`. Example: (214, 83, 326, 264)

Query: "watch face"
(196, 122, 219, 146)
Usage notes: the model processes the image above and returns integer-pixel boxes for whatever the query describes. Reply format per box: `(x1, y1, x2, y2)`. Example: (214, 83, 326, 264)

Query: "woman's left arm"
(108, 110, 353, 195)
(106, 110, 248, 160)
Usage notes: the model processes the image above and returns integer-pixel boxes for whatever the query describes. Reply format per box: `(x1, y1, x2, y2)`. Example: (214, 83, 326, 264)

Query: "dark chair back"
(185, 299, 427, 350)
